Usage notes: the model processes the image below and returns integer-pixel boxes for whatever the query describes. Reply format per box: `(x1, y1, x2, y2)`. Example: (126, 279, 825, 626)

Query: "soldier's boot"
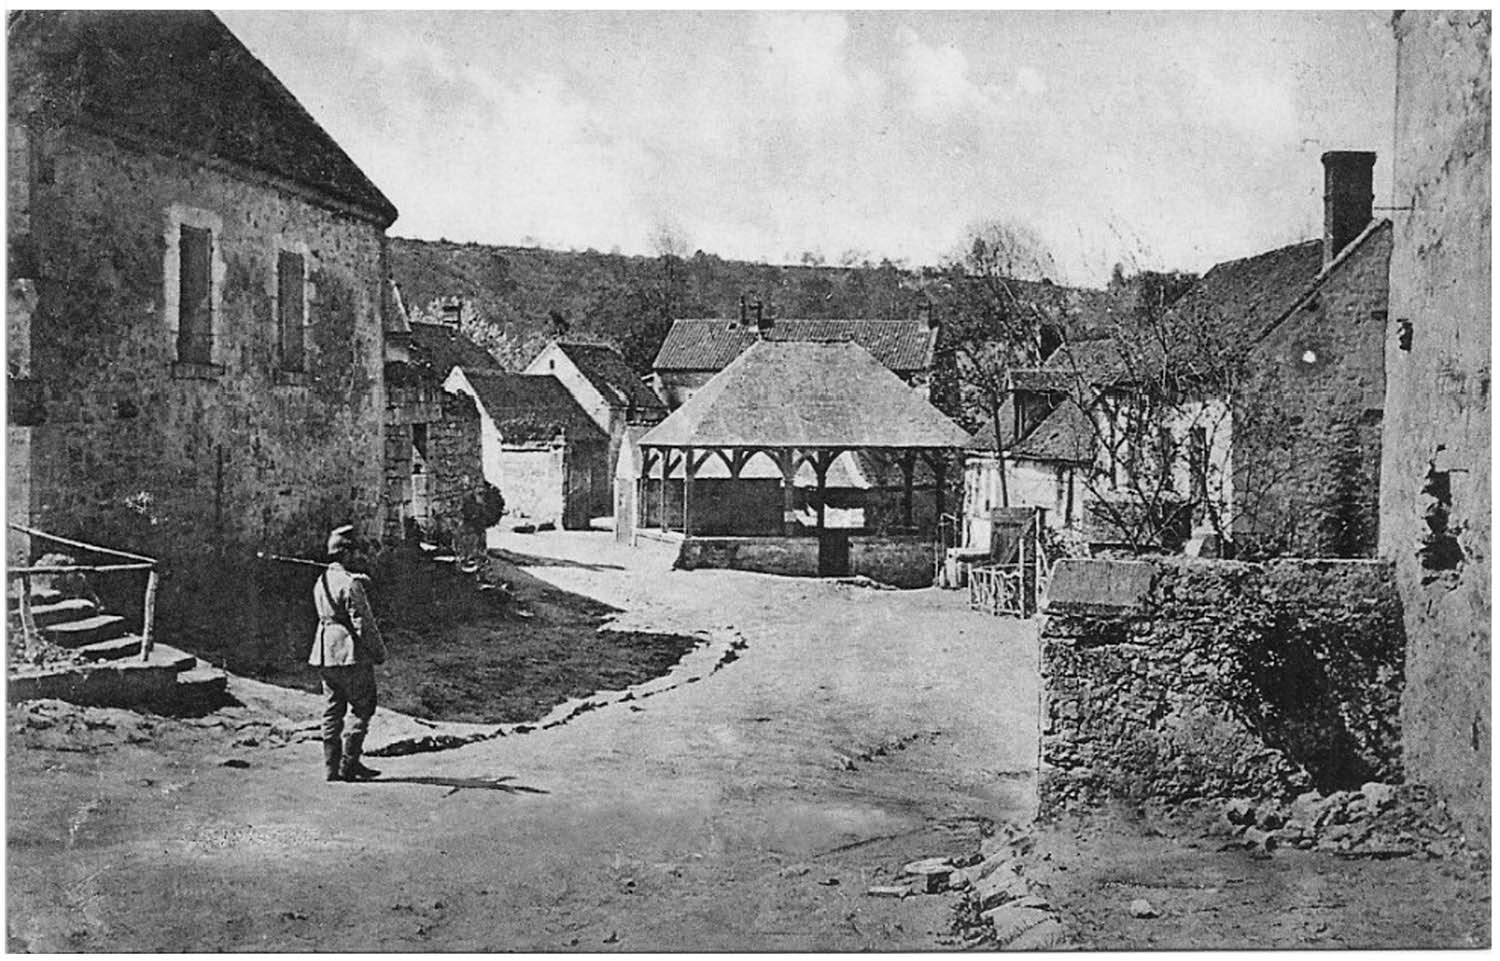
(323, 739, 344, 782)
(339, 733, 381, 781)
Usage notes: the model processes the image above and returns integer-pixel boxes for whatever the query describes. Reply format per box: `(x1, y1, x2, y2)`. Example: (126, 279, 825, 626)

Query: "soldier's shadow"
(372, 774, 549, 796)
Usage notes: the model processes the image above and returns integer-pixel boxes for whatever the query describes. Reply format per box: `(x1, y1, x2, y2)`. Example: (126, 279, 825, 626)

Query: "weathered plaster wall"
(13, 125, 388, 580)
(1382, 11, 1491, 842)
(1238, 226, 1391, 558)
(499, 444, 566, 527)
(847, 536, 934, 587)
(1039, 558, 1405, 814)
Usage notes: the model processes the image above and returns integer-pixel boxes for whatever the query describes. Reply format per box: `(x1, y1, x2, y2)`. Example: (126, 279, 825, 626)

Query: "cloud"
(748, 12, 883, 129)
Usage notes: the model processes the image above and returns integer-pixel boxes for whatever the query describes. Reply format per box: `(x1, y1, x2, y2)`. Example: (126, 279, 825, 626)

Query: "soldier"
(309, 525, 388, 782)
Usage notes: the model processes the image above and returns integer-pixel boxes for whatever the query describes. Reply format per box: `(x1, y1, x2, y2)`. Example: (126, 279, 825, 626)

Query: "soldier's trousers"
(319, 663, 377, 743)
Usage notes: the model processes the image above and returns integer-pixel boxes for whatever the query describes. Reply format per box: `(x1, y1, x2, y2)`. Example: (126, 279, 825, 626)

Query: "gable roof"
(639, 340, 971, 449)
(966, 396, 1019, 452)
(409, 321, 503, 379)
(9, 11, 397, 226)
(550, 341, 665, 412)
(461, 372, 607, 445)
(1164, 239, 1324, 344)
(653, 318, 935, 374)
(1010, 400, 1095, 463)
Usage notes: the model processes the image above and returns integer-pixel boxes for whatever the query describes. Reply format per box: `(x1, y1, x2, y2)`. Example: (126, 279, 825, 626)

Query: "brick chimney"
(753, 299, 771, 337)
(1322, 150, 1376, 265)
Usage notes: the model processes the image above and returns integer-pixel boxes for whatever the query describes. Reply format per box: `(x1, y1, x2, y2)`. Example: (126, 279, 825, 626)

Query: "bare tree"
(937, 219, 1063, 508)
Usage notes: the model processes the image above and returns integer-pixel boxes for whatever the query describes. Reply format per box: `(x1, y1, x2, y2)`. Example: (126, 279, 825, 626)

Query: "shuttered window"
(277, 250, 305, 371)
(177, 225, 213, 364)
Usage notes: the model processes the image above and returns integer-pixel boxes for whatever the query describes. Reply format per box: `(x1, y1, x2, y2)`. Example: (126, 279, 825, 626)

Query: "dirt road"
(8, 531, 1039, 951)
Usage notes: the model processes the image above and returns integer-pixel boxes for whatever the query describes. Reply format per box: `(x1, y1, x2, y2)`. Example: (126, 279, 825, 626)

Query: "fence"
(966, 508, 1053, 617)
(7, 524, 159, 662)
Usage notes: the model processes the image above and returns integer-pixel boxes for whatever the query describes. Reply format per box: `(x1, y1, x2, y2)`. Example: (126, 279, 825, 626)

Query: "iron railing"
(7, 524, 159, 663)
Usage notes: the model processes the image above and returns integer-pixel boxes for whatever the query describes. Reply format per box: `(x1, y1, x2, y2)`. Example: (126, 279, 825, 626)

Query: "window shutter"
(177, 225, 212, 364)
(278, 250, 305, 371)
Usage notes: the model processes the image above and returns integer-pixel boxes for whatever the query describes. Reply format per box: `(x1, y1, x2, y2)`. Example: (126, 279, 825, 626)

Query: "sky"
(222, 10, 1397, 287)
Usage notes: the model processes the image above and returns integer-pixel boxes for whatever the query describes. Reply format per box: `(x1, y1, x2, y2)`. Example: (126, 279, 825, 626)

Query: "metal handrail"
(7, 524, 159, 663)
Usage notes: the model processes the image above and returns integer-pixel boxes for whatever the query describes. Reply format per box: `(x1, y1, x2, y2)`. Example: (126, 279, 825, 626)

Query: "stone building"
(443, 369, 609, 533)
(1382, 10, 1491, 843)
(524, 339, 666, 516)
(382, 290, 487, 553)
(7, 12, 397, 576)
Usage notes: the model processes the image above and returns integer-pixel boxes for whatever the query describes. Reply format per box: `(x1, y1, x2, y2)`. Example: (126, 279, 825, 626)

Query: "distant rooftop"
(653, 318, 936, 374)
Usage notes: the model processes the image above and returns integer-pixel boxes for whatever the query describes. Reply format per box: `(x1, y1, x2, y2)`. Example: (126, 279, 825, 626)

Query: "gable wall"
(1235, 227, 1390, 557)
(11, 124, 389, 576)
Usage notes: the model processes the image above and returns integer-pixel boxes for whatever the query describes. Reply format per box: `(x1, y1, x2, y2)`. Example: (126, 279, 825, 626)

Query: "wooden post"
(140, 567, 159, 662)
(900, 451, 916, 529)
(934, 455, 947, 527)
(814, 451, 831, 532)
(658, 449, 669, 533)
(780, 450, 797, 536)
(682, 447, 694, 538)
(17, 572, 38, 661)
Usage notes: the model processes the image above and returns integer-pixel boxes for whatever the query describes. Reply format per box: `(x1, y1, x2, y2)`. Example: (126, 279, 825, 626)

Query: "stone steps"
(26, 597, 98, 628)
(42, 613, 130, 648)
(76, 634, 144, 660)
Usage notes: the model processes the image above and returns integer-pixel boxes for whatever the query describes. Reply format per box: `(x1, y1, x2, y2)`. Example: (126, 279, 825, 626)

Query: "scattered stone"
(901, 857, 954, 893)
(818, 877, 840, 887)
(778, 863, 811, 878)
(1257, 808, 1286, 830)
(219, 757, 251, 769)
(901, 856, 954, 876)
(1224, 798, 1257, 826)
(948, 866, 982, 891)
(866, 885, 910, 899)
(983, 904, 1053, 945)
(974, 867, 1030, 911)
(1009, 894, 1051, 911)
(1004, 916, 1067, 951)
(1242, 827, 1278, 852)
(1361, 781, 1397, 811)
(1129, 898, 1159, 919)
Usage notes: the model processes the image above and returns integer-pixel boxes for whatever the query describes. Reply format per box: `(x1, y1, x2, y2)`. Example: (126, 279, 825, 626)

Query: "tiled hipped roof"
(10, 11, 397, 225)
(554, 342, 665, 411)
(639, 340, 971, 449)
(653, 319, 935, 373)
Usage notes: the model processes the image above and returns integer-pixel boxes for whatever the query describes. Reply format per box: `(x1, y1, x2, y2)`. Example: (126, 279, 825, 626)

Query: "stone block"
(1043, 558, 1155, 615)
(974, 867, 1030, 911)
(983, 904, 1052, 945)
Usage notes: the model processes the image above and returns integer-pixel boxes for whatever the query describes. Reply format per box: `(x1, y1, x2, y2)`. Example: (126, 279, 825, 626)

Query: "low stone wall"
(676, 536, 819, 578)
(848, 536, 935, 588)
(1040, 557, 1405, 815)
(677, 534, 935, 587)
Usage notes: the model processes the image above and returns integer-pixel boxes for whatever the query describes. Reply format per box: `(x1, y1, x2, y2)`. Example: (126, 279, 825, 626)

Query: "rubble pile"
(873, 823, 1068, 950)
(1211, 782, 1484, 861)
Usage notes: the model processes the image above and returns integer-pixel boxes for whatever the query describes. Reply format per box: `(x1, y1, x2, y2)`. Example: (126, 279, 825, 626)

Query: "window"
(277, 250, 306, 372)
(1189, 427, 1208, 504)
(164, 205, 223, 377)
(177, 225, 213, 365)
(411, 423, 428, 474)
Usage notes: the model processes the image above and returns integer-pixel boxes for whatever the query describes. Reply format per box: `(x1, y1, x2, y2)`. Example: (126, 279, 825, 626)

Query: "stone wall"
(9, 124, 389, 608)
(1039, 557, 1405, 814)
(1383, 11, 1492, 842)
(848, 536, 935, 588)
(1238, 225, 1390, 558)
(677, 536, 820, 579)
(677, 533, 934, 586)
(385, 384, 485, 553)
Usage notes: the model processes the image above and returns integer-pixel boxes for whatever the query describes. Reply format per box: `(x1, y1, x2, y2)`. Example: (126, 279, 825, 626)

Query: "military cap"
(326, 525, 360, 558)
